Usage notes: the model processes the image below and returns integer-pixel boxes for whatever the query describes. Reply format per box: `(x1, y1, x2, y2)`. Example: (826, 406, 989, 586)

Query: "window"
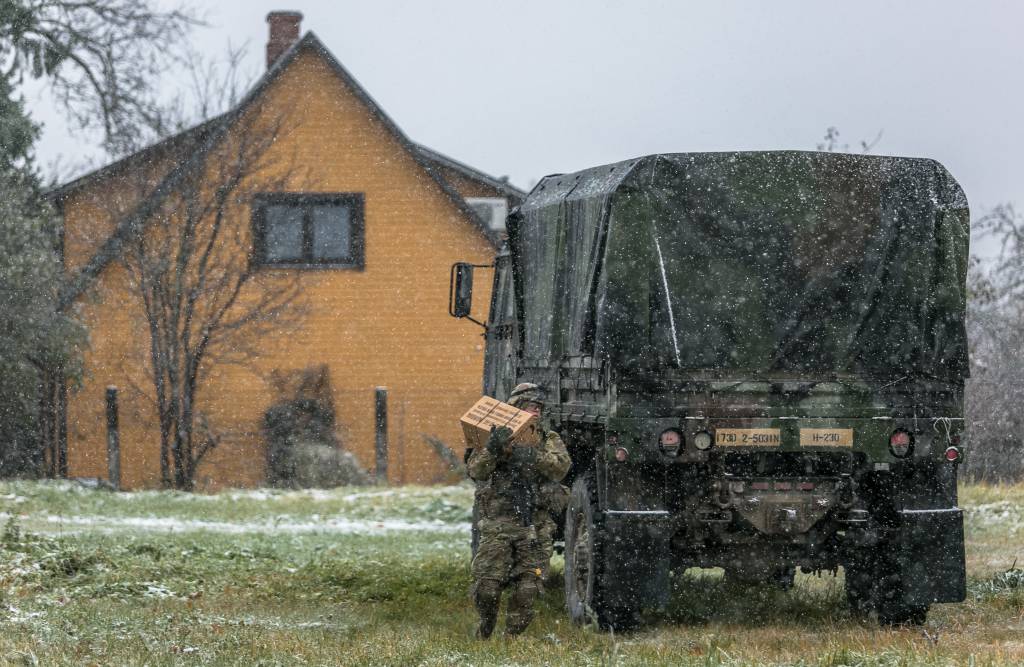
(253, 193, 365, 268)
(465, 197, 508, 231)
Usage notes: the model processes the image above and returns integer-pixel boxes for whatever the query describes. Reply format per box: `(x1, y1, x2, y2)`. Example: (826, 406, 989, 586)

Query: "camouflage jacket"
(467, 429, 570, 526)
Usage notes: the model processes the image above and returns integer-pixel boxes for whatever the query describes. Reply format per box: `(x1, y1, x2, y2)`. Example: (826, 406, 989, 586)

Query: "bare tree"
(1, 0, 199, 155)
(816, 126, 884, 153)
(104, 58, 306, 489)
(964, 204, 1024, 481)
(811, 127, 1022, 480)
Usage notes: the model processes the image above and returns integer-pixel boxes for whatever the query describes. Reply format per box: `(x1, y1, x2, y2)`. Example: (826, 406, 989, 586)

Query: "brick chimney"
(266, 11, 303, 68)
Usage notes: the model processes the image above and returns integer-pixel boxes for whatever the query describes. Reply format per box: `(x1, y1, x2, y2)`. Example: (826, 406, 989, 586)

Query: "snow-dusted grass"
(0, 479, 473, 525)
(0, 480, 1021, 666)
(960, 483, 1024, 576)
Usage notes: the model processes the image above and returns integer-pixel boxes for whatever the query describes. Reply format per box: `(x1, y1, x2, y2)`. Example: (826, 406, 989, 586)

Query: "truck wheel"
(844, 568, 874, 616)
(875, 570, 929, 626)
(563, 475, 638, 630)
(773, 566, 796, 591)
(875, 540, 929, 626)
(844, 551, 875, 616)
(847, 545, 928, 625)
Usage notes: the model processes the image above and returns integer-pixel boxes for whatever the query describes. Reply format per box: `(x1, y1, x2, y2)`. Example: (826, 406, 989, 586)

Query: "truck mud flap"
(601, 512, 672, 612)
(899, 508, 966, 605)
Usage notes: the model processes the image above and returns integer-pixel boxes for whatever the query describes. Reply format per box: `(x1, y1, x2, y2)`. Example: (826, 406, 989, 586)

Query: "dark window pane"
(264, 205, 303, 261)
(311, 204, 351, 260)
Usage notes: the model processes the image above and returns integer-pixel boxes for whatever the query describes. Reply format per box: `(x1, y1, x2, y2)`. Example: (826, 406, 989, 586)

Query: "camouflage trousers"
(536, 516, 556, 580)
(471, 517, 545, 638)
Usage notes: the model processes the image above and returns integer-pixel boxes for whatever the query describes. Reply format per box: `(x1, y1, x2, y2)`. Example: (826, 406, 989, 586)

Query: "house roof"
(54, 31, 514, 309)
(415, 143, 524, 202)
(48, 113, 228, 202)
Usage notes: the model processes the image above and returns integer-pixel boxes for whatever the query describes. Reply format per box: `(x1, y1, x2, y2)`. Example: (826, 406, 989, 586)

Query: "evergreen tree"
(0, 70, 79, 475)
(0, 1, 193, 476)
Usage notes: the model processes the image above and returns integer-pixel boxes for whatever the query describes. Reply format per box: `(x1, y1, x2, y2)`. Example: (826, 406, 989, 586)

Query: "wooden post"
(57, 378, 68, 478)
(37, 372, 55, 477)
(374, 387, 388, 484)
(105, 386, 121, 490)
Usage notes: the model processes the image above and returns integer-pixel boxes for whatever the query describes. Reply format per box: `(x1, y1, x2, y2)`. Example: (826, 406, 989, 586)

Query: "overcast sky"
(25, 1, 1024, 248)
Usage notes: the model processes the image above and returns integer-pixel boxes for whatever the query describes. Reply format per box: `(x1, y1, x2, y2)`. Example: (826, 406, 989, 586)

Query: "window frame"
(252, 192, 365, 269)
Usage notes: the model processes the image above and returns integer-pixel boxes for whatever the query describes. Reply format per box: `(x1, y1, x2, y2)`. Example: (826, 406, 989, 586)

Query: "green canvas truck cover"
(511, 151, 969, 381)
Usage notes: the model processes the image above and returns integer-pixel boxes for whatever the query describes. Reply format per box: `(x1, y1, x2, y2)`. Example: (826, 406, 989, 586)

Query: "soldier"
(509, 390, 569, 583)
(467, 383, 570, 639)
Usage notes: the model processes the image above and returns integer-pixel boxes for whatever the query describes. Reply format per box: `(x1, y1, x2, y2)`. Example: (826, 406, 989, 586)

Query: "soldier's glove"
(510, 445, 536, 465)
(486, 426, 512, 455)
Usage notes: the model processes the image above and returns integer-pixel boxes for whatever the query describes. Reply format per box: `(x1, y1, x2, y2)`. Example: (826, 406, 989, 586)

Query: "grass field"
(0, 480, 1021, 666)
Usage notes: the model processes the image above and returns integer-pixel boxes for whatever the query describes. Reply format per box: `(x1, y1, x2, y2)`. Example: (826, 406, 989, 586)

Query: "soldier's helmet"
(508, 382, 546, 409)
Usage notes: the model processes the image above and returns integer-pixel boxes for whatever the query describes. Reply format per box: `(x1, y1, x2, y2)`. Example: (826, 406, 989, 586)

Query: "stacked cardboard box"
(460, 396, 540, 450)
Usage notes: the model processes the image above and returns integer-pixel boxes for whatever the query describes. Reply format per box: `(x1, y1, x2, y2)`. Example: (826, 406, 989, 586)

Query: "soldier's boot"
(473, 578, 501, 639)
(504, 573, 540, 637)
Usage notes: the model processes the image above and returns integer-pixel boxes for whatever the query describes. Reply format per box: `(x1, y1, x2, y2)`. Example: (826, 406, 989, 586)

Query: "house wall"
(62, 48, 496, 489)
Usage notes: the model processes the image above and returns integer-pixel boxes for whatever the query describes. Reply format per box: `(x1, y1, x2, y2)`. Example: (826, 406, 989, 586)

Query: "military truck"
(449, 151, 969, 629)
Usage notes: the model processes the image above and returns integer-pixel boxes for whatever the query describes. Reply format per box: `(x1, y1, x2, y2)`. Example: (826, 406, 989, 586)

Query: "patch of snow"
(966, 501, 1023, 534)
(36, 513, 469, 536)
(111, 486, 455, 503)
(340, 489, 401, 502)
(339, 487, 460, 502)
(196, 612, 345, 631)
(5, 605, 46, 622)
(143, 583, 178, 598)
(223, 489, 277, 501)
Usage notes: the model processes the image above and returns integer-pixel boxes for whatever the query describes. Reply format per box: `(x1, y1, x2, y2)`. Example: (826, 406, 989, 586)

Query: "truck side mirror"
(449, 262, 474, 318)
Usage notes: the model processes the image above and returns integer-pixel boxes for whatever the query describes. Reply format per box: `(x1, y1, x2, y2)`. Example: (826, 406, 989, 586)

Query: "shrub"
(262, 367, 371, 488)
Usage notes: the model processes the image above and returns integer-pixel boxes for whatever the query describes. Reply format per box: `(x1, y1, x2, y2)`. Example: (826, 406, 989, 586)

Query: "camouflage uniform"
(467, 426, 570, 638)
(535, 469, 569, 580)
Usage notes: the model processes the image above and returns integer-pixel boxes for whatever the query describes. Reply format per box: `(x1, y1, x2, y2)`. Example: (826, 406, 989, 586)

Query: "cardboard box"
(461, 395, 540, 450)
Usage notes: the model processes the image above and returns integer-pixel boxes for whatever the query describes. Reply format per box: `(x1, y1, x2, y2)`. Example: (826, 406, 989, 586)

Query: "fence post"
(105, 386, 121, 490)
(57, 378, 68, 478)
(375, 387, 388, 484)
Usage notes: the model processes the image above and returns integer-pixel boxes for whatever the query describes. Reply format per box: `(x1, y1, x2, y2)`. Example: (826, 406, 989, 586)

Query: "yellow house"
(50, 12, 521, 489)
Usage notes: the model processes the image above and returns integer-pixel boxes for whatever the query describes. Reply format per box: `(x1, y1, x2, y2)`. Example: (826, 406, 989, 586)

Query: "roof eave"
(415, 143, 525, 201)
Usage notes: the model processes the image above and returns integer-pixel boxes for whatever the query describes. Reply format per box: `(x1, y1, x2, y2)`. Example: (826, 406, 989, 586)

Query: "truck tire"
(772, 566, 796, 591)
(875, 567, 929, 627)
(563, 475, 639, 631)
(846, 545, 928, 625)
(843, 558, 874, 616)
